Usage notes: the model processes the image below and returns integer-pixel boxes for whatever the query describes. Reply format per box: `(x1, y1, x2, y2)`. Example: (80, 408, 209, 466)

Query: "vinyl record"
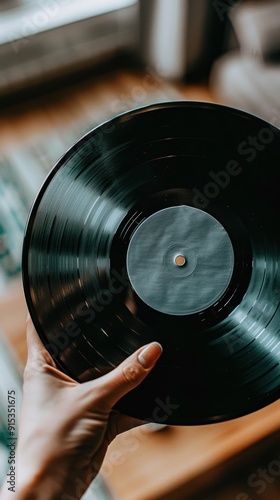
(22, 102, 280, 425)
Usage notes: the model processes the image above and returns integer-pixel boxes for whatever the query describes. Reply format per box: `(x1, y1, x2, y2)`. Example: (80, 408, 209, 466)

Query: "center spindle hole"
(174, 254, 186, 267)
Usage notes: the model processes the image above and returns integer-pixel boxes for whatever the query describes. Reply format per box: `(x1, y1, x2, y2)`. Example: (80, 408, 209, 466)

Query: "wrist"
(0, 455, 70, 500)
(0, 469, 62, 500)
(16, 462, 70, 500)
(11, 432, 73, 500)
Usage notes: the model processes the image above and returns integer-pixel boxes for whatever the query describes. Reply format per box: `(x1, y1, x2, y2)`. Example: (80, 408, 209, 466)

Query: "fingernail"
(138, 342, 163, 368)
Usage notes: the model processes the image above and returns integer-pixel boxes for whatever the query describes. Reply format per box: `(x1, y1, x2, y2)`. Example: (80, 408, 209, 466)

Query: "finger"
(108, 411, 145, 435)
(105, 411, 147, 443)
(26, 316, 56, 366)
(85, 342, 163, 408)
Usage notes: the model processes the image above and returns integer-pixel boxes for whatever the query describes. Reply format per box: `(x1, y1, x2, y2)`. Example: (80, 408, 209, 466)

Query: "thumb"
(86, 342, 163, 408)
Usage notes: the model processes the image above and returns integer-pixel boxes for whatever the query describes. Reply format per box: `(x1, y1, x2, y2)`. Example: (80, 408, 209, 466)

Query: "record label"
(126, 205, 234, 315)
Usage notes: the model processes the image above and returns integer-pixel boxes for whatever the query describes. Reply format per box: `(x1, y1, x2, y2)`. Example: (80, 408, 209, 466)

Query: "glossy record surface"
(22, 102, 280, 424)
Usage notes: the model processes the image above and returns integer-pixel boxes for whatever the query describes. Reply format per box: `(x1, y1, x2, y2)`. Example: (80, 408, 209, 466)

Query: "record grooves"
(22, 102, 280, 424)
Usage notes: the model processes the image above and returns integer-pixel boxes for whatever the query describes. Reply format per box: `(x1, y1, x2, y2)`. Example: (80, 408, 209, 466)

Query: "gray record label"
(126, 205, 234, 315)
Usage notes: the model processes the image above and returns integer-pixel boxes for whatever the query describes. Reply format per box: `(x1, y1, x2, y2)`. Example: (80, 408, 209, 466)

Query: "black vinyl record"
(22, 101, 280, 425)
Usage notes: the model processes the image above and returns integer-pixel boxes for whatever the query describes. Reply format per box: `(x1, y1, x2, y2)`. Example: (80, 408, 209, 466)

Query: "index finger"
(26, 316, 55, 366)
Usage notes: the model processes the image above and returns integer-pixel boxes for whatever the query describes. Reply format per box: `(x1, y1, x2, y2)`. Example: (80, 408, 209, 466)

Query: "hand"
(1, 318, 162, 500)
